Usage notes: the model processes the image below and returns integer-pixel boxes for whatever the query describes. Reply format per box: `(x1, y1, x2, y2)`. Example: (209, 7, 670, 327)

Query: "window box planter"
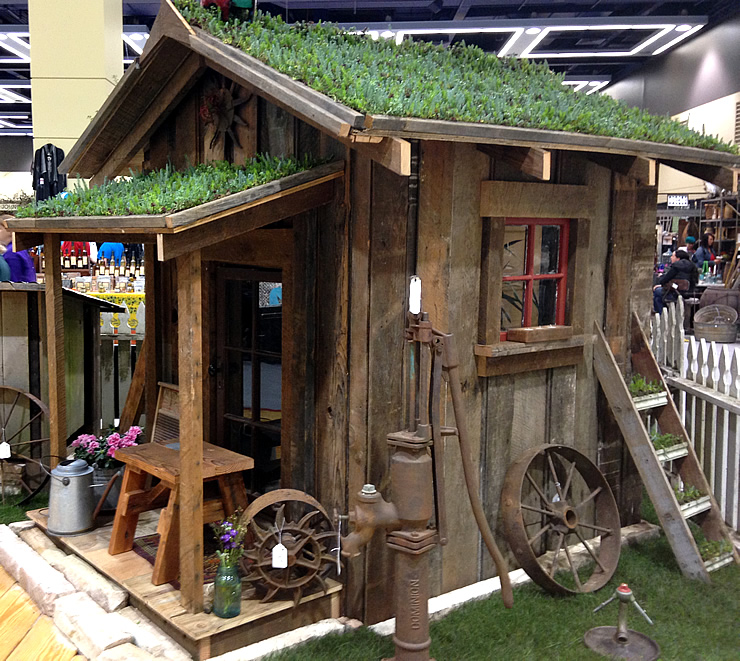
(655, 442, 689, 462)
(703, 552, 734, 573)
(679, 495, 712, 519)
(632, 392, 669, 411)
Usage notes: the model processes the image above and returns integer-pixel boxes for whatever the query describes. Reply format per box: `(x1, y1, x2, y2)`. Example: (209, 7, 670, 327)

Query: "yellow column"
(28, 0, 123, 156)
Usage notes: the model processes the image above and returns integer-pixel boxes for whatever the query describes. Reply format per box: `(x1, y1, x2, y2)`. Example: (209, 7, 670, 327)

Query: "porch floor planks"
(24, 508, 342, 654)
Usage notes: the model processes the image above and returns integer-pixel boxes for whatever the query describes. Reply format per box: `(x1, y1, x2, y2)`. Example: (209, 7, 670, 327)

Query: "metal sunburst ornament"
(200, 77, 253, 151)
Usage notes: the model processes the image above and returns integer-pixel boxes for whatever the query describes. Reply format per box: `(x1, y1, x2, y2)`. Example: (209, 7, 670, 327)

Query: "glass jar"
(213, 558, 241, 618)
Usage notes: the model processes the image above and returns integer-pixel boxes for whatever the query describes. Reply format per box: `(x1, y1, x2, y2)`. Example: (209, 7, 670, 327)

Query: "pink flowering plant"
(71, 426, 143, 469)
(211, 511, 246, 566)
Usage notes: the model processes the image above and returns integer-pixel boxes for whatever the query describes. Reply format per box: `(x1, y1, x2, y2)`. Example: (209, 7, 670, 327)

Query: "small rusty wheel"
(0, 386, 51, 505)
(239, 489, 339, 606)
(501, 444, 621, 595)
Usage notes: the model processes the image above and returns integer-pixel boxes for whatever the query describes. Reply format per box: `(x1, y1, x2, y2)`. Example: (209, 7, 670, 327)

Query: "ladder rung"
(679, 496, 712, 519)
(704, 553, 735, 573)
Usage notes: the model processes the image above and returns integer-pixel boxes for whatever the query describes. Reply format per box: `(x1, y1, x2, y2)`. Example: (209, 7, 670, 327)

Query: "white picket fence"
(650, 301, 740, 531)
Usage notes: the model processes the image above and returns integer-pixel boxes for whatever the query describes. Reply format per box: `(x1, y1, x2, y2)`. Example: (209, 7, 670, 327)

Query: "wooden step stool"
(108, 442, 254, 585)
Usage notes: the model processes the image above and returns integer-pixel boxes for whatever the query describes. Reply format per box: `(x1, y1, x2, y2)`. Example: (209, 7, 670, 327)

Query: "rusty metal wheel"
(501, 444, 621, 595)
(0, 386, 51, 506)
(239, 489, 339, 606)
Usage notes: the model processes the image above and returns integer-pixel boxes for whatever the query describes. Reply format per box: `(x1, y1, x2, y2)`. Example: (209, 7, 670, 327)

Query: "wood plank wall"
(600, 163, 657, 522)
(139, 73, 659, 621)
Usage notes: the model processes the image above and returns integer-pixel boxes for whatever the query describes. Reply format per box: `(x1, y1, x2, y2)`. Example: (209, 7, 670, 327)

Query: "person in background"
(0, 241, 10, 282)
(0, 215, 37, 283)
(97, 242, 125, 267)
(653, 249, 698, 314)
(693, 232, 716, 268)
(682, 235, 697, 257)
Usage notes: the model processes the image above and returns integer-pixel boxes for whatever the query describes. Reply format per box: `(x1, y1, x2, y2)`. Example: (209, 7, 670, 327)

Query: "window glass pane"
(503, 225, 528, 277)
(533, 225, 561, 275)
(532, 279, 558, 326)
(257, 280, 282, 353)
(501, 280, 525, 330)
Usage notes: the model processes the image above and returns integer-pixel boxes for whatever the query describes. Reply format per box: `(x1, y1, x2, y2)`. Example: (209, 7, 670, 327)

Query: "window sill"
(475, 335, 585, 377)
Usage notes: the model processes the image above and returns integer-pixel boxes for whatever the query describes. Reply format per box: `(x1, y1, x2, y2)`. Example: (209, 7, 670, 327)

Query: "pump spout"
(341, 484, 400, 557)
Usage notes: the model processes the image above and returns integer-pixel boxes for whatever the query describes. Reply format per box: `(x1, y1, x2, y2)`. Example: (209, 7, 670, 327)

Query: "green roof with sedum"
(15, 155, 319, 218)
(175, 0, 736, 154)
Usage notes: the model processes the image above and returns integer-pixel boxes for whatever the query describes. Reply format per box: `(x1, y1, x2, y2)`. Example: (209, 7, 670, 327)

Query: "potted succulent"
(70, 426, 143, 509)
(628, 374, 668, 410)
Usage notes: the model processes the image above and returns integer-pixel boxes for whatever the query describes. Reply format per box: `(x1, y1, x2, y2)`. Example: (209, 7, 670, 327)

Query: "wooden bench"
(109, 382, 254, 585)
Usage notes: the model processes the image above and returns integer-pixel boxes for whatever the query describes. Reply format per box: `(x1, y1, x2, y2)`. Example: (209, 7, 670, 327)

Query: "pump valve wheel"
(501, 444, 621, 595)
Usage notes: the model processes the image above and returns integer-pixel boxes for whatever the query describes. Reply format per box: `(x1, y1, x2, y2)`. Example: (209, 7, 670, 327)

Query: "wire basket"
(694, 304, 738, 325)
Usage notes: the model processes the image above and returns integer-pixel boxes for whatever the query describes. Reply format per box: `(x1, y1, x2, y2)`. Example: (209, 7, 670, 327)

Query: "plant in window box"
(690, 522, 735, 571)
(70, 426, 143, 509)
(627, 374, 668, 410)
(650, 431, 688, 462)
(674, 484, 711, 517)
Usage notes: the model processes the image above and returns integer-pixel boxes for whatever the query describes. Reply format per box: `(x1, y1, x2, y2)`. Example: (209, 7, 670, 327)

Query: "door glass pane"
(503, 225, 528, 277)
(532, 279, 558, 326)
(534, 225, 561, 275)
(260, 358, 282, 422)
(242, 358, 253, 418)
(501, 280, 525, 330)
(225, 281, 254, 349)
(257, 282, 282, 353)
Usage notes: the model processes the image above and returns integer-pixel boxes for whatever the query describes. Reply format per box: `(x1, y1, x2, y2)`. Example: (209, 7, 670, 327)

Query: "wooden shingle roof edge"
(60, 0, 739, 186)
(8, 160, 345, 254)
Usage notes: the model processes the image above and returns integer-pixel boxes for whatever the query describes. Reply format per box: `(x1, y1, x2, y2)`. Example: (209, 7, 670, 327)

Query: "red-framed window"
(501, 218, 570, 341)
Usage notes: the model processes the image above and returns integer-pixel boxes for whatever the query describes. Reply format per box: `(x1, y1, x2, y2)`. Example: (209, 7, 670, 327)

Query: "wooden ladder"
(593, 313, 739, 581)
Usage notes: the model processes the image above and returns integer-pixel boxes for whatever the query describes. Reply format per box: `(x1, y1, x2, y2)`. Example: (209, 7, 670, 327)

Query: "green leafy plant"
(674, 484, 704, 505)
(628, 374, 665, 397)
(697, 539, 733, 562)
(173, 0, 737, 153)
(15, 154, 323, 218)
(650, 431, 683, 451)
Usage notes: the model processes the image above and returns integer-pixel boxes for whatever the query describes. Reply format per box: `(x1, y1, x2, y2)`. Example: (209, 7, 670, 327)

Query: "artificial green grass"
(175, 1, 736, 153)
(267, 534, 740, 661)
(0, 493, 48, 525)
(15, 154, 321, 218)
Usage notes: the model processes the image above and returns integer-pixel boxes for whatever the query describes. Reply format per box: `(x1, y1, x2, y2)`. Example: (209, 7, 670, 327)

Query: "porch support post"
(144, 244, 158, 442)
(44, 233, 66, 467)
(177, 249, 204, 612)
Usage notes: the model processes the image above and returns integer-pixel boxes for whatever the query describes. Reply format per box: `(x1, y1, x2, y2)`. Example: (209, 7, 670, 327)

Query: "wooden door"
(215, 266, 283, 493)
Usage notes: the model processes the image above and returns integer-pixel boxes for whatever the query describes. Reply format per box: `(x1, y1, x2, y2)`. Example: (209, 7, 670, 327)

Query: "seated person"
(653, 249, 698, 314)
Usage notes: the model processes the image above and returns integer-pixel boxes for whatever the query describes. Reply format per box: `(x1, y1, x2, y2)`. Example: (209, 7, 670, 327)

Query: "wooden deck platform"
(26, 509, 341, 660)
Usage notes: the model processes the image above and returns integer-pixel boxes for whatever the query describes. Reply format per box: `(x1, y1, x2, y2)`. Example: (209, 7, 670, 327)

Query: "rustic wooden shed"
(9, 0, 740, 651)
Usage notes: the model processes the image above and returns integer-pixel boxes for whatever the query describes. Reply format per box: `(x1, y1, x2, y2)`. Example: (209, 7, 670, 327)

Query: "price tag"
(0, 441, 9, 459)
(272, 543, 288, 568)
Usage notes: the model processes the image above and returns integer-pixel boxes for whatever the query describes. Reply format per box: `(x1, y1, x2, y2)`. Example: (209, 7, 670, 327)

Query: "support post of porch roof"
(43, 233, 66, 468)
(144, 244, 158, 443)
(177, 249, 205, 612)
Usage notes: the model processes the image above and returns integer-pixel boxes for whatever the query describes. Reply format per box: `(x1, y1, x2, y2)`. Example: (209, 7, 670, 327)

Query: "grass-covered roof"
(15, 155, 319, 218)
(174, 0, 736, 154)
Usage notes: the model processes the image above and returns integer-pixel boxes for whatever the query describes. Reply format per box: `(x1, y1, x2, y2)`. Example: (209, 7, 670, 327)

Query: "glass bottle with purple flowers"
(211, 512, 246, 618)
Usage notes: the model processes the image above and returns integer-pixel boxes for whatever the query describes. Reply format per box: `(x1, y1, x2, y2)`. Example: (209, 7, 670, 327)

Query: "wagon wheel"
(501, 444, 621, 595)
(239, 489, 339, 606)
(0, 386, 51, 506)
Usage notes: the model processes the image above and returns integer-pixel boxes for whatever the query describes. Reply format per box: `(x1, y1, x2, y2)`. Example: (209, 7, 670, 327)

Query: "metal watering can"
(47, 459, 95, 536)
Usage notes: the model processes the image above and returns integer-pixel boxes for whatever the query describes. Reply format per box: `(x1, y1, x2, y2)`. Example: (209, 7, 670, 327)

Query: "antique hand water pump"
(342, 277, 513, 661)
